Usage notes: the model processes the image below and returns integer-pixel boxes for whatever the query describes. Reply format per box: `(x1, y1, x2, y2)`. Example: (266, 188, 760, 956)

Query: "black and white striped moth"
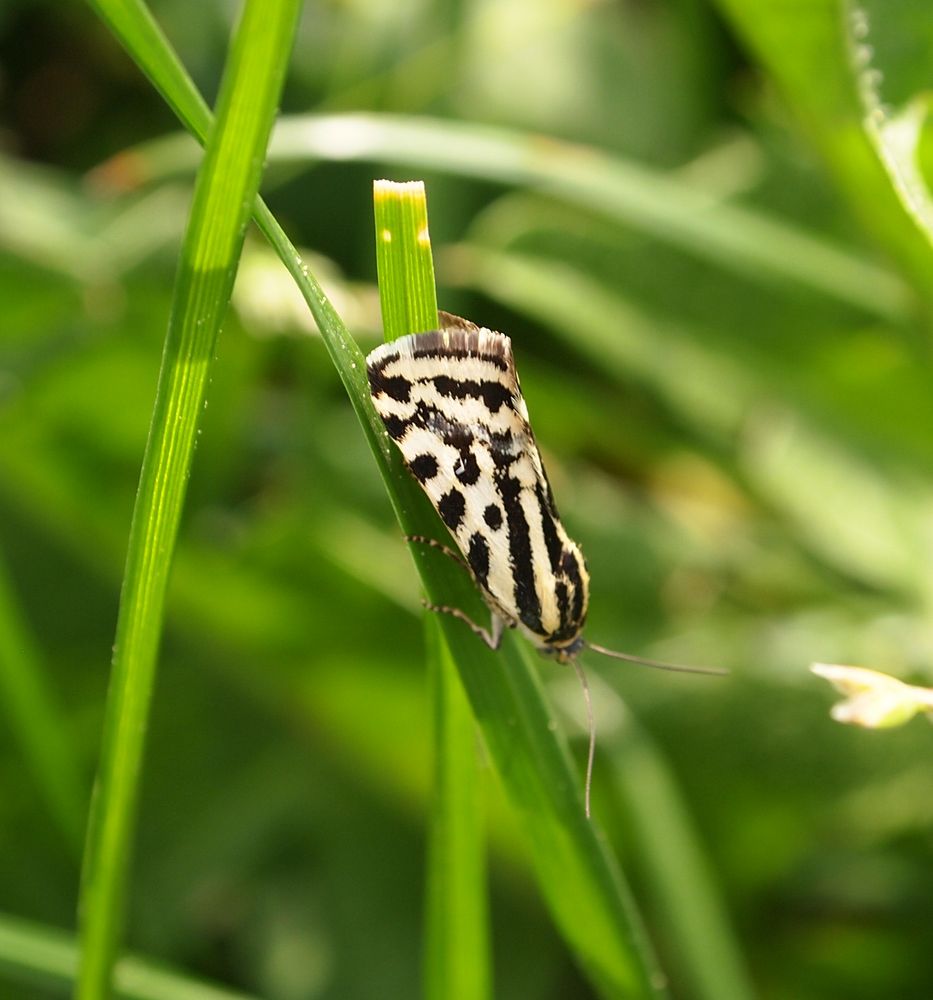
(366, 311, 720, 815)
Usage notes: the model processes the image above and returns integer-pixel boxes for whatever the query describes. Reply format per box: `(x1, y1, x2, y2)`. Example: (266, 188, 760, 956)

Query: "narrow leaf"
(76, 1, 301, 996)
(372, 181, 489, 1000)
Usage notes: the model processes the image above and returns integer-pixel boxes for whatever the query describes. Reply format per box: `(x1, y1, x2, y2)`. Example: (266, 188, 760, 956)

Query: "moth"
(366, 311, 720, 815)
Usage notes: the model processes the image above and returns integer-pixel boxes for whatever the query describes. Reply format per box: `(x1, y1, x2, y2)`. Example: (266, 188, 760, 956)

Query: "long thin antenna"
(585, 642, 728, 676)
(570, 658, 596, 819)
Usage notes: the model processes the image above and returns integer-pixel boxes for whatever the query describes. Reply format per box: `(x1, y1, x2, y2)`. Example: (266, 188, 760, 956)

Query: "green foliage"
(2, 0, 933, 998)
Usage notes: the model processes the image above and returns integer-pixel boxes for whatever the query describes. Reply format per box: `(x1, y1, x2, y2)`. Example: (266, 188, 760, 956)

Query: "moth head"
(539, 633, 586, 664)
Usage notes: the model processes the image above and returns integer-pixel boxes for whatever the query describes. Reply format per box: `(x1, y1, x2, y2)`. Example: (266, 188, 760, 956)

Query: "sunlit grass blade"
(0, 912, 258, 1000)
(374, 179, 439, 339)
(0, 547, 85, 852)
(372, 181, 489, 1000)
(75, 1, 301, 997)
(80, 8, 665, 995)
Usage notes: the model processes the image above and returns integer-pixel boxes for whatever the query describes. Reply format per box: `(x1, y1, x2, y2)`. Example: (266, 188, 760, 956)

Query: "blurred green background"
(3, 0, 933, 997)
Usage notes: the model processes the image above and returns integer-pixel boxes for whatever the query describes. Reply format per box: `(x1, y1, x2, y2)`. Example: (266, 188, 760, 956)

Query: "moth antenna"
(585, 642, 727, 676)
(570, 658, 596, 820)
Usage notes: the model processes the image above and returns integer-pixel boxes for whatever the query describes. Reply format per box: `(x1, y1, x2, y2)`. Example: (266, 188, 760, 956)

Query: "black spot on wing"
(467, 532, 490, 587)
(454, 450, 481, 486)
(438, 488, 466, 530)
(366, 348, 411, 401)
(479, 380, 514, 412)
(547, 618, 583, 644)
(431, 375, 469, 399)
(486, 430, 523, 470)
(409, 453, 438, 483)
(571, 569, 586, 626)
(537, 546, 589, 644)
(366, 349, 397, 378)
(483, 504, 503, 531)
(540, 475, 559, 517)
(382, 414, 408, 440)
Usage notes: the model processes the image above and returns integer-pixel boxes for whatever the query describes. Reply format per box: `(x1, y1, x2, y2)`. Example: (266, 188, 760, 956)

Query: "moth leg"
(421, 599, 505, 651)
(405, 534, 468, 571)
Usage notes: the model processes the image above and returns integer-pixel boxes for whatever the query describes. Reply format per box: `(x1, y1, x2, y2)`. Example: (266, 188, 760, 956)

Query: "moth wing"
(367, 313, 589, 646)
(366, 315, 535, 623)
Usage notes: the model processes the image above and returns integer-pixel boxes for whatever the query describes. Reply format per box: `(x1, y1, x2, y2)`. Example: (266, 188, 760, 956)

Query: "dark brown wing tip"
(366, 314, 514, 373)
(442, 312, 512, 353)
(437, 310, 480, 334)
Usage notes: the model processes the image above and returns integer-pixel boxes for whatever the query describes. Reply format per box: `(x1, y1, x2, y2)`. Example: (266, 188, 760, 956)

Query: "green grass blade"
(0, 547, 85, 852)
(0, 912, 258, 1000)
(374, 178, 439, 338)
(75, 1, 301, 997)
(284, 114, 910, 316)
(424, 616, 490, 1000)
(81, 10, 666, 995)
(372, 181, 489, 1000)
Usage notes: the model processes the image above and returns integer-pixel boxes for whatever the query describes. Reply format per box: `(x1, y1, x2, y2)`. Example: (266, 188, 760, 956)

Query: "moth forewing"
(366, 312, 590, 654)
